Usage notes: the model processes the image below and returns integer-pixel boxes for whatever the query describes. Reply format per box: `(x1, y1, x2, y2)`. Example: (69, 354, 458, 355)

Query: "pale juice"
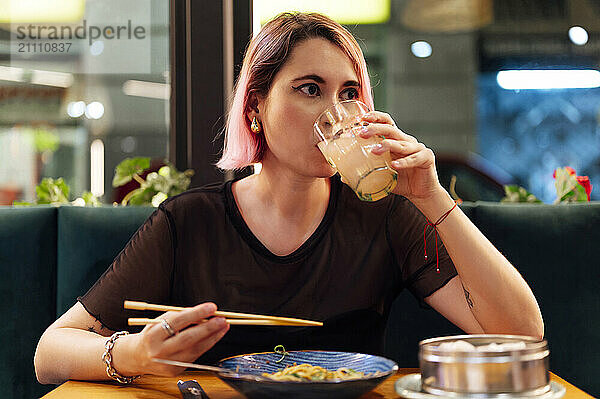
(318, 132, 397, 201)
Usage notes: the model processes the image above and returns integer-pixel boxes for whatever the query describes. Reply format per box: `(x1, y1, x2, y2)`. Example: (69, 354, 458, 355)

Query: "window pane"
(0, 0, 169, 204)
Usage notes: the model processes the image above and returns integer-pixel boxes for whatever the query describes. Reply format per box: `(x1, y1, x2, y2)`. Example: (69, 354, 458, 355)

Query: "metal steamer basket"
(419, 335, 550, 397)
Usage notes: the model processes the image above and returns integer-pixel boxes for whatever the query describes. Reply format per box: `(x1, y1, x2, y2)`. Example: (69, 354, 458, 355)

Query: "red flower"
(576, 175, 593, 201)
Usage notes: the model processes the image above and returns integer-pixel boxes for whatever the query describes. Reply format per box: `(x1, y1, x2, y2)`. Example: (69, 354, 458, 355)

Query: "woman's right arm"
(34, 301, 230, 385)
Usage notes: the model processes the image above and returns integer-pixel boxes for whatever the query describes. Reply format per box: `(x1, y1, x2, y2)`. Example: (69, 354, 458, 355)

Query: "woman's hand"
(359, 111, 443, 202)
(116, 302, 230, 377)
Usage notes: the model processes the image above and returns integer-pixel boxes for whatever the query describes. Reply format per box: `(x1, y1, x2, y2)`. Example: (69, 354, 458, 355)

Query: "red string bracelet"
(423, 202, 458, 273)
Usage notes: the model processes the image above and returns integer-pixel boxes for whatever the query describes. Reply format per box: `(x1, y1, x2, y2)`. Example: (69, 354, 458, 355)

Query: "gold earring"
(251, 117, 262, 134)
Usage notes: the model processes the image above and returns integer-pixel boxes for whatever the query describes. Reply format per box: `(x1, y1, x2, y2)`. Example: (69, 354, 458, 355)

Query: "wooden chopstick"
(128, 317, 313, 326)
(124, 300, 323, 327)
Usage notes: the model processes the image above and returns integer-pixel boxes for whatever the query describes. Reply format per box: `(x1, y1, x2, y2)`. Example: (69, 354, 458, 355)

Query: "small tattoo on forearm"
(87, 318, 107, 334)
(462, 284, 474, 308)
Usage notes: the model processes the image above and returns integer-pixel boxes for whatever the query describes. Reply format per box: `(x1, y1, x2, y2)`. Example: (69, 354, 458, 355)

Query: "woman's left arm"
(360, 111, 544, 339)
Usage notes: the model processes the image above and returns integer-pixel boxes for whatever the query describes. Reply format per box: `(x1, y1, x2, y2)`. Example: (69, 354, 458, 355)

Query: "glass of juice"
(314, 100, 398, 201)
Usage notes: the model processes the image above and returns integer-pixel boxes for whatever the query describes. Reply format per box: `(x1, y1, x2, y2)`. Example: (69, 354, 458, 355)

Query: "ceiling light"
(0, 66, 24, 82)
(67, 101, 86, 118)
(497, 70, 600, 90)
(0, 0, 85, 23)
(568, 26, 588, 46)
(411, 41, 432, 58)
(31, 70, 73, 88)
(122, 80, 170, 100)
(85, 101, 104, 119)
(254, 0, 390, 28)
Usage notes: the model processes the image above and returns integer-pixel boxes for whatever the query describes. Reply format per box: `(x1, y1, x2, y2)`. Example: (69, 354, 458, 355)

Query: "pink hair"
(216, 12, 374, 171)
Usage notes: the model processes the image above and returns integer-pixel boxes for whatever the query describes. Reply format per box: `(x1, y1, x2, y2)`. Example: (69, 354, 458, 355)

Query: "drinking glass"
(314, 100, 397, 201)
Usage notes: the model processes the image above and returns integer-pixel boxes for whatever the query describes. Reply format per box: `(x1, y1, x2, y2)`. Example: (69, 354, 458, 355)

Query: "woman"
(34, 12, 543, 385)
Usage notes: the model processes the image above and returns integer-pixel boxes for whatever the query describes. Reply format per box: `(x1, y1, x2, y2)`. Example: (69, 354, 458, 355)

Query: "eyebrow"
(292, 74, 360, 87)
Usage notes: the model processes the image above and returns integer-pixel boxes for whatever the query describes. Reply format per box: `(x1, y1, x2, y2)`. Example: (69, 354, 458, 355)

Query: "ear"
(246, 91, 262, 125)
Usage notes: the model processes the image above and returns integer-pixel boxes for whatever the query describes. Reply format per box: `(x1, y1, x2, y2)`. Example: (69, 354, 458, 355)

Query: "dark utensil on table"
(177, 379, 209, 399)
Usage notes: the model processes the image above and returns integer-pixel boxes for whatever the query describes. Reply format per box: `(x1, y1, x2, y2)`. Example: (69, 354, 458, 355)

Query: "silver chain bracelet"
(102, 331, 140, 384)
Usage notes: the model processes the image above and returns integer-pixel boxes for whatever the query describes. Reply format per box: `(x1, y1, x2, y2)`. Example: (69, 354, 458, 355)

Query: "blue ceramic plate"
(217, 350, 398, 399)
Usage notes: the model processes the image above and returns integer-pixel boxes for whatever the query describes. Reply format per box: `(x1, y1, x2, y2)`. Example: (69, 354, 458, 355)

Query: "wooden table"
(43, 368, 593, 398)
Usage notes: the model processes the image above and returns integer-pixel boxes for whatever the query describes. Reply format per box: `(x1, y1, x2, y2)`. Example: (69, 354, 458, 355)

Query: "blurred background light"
(31, 70, 73, 88)
(253, 0, 390, 35)
(0, 0, 85, 23)
(568, 26, 589, 46)
(90, 139, 104, 197)
(411, 41, 432, 58)
(0, 66, 24, 82)
(497, 70, 600, 90)
(122, 80, 170, 100)
(85, 101, 104, 119)
(67, 101, 86, 118)
(90, 40, 105, 56)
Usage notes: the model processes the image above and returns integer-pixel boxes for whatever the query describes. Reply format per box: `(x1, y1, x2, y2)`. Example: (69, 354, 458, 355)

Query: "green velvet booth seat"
(57, 206, 155, 317)
(0, 207, 57, 398)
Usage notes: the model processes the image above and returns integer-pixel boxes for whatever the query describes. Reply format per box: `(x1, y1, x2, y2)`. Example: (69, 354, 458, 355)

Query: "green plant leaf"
(501, 185, 541, 203)
(12, 201, 32, 206)
(33, 128, 60, 153)
(145, 172, 171, 194)
(126, 187, 156, 206)
(112, 157, 150, 187)
(574, 183, 589, 201)
(81, 191, 101, 206)
(158, 165, 171, 177)
(117, 159, 194, 206)
(35, 178, 70, 204)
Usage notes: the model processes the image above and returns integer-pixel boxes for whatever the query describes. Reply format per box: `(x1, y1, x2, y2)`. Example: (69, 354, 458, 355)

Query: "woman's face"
(255, 37, 362, 178)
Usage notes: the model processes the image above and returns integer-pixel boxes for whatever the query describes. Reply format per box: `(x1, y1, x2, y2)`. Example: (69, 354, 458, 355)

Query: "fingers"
(360, 110, 396, 126)
(370, 138, 434, 170)
(371, 139, 425, 157)
(391, 148, 435, 170)
(357, 113, 433, 170)
(137, 302, 230, 376)
(171, 321, 230, 359)
(358, 122, 418, 143)
(147, 302, 217, 341)
(160, 316, 229, 354)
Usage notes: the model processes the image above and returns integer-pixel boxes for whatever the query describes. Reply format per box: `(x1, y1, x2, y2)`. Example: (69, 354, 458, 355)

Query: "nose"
(327, 93, 341, 108)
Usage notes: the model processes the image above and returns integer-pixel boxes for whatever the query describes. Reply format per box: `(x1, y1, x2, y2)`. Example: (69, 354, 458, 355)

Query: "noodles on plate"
(262, 363, 367, 381)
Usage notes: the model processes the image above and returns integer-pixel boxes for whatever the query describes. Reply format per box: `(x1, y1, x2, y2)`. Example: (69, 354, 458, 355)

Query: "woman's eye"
(294, 83, 320, 97)
(340, 88, 359, 101)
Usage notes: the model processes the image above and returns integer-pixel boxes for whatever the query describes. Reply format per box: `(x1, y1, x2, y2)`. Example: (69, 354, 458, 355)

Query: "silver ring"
(161, 318, 176, 337)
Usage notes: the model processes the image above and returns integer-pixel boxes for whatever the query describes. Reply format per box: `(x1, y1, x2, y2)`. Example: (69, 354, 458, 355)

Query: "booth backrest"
(0, 203, 598, 397)
(57, 206, 155, 317)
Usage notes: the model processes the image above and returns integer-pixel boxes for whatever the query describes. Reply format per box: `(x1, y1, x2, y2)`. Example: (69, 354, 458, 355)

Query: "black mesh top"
(80, 175, 457, 364)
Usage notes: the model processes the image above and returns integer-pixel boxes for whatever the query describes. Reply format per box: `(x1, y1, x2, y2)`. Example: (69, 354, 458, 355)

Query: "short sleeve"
(78, 208, 174, 331)
(386, 196, 457, 306)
